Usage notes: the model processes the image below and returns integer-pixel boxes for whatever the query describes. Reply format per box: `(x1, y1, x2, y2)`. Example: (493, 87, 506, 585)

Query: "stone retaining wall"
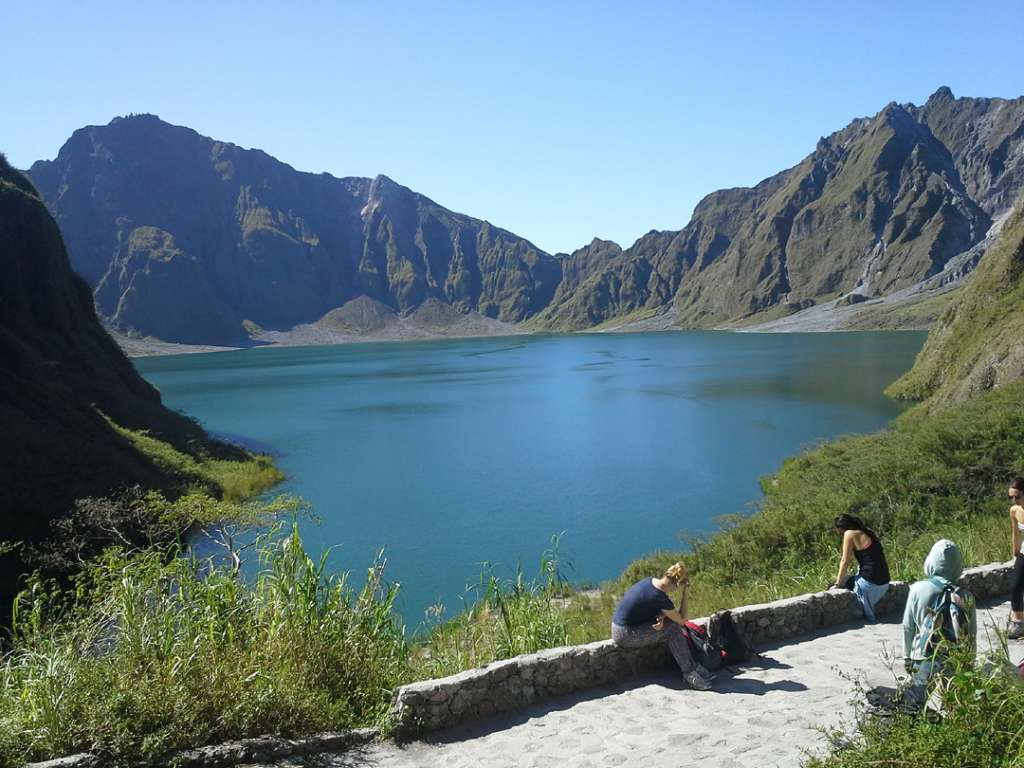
(392, 560, 1014, 734)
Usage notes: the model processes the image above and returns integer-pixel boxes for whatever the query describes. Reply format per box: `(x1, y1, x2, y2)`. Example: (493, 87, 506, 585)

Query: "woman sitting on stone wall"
(610, 562, 714, 690)
(831, 512, 891, 622)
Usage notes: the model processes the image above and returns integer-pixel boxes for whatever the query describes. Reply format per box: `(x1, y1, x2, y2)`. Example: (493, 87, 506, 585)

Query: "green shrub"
(110, 421, 285, 501)
(0, 524, 409, 765)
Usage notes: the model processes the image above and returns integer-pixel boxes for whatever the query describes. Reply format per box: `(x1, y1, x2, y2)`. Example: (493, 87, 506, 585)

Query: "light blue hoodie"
(902, 539, 977, 661)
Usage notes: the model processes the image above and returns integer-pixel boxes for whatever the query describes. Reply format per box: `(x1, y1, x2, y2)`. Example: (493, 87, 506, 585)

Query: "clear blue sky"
(4, 1, 1023, 254)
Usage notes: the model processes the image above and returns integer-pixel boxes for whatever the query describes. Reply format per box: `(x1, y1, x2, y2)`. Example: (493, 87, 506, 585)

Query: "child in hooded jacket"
(901, 539, 977, 709)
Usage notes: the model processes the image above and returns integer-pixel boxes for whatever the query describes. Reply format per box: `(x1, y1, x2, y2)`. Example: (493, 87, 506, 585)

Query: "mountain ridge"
(25, 88, 1024, 345)
(28, 114, 561, 344)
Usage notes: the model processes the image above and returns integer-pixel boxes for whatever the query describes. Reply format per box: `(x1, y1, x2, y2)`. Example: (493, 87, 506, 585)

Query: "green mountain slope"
(887, 196, 1024, 403)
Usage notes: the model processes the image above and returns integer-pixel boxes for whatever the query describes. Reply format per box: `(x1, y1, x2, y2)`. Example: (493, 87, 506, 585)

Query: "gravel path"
(249, 600, 1019, 768)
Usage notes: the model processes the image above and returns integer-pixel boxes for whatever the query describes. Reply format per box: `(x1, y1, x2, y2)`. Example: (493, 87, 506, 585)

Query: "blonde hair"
(663, 562, 687, 584)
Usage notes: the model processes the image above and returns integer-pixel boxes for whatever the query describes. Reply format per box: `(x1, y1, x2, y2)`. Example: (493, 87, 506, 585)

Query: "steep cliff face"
(912, 87, 1024, 216)
(356, 174, 561, 322)
(28, 115, 560, 344)
(543, 91, 1015, 329)
(0, 154, 245, 600)
(887, 196, 1024, 404)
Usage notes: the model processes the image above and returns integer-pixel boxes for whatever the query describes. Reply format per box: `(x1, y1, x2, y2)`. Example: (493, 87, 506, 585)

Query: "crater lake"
(136, 330, 924, 627)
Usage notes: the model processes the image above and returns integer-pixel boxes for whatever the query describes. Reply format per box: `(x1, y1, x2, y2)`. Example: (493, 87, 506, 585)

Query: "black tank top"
(854, 535, 890, 585)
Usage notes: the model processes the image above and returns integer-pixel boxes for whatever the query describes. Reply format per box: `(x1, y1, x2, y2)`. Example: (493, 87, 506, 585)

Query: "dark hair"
(834, 513, 878, 540)
(1011, 478, 1024, 492)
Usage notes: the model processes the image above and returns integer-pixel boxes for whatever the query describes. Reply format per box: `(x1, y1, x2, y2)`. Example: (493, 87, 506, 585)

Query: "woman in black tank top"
(831, 513, 891, 623)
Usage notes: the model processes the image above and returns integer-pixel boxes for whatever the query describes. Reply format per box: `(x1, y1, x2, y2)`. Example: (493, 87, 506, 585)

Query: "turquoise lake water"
(135, 331, 924, 628)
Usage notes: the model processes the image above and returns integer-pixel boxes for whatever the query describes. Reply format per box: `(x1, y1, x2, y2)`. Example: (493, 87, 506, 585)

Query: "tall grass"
(807, 646, 1024, 768)
(0, 524, 409, 765)
(415, 535, 587, 677)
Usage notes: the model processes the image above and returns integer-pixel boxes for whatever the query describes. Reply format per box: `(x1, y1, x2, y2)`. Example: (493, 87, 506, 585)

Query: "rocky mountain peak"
(368, 173, 406, 200)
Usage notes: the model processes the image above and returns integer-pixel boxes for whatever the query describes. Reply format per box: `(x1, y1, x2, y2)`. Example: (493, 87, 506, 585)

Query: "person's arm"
(834, 531, 855, 587)
(655, 584, 689, 627)
(660, 608, 688, 626)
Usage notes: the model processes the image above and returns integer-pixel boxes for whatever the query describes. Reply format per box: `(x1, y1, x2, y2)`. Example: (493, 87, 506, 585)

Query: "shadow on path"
(410, 655, 810, 746)
(711, 671, 808, 696)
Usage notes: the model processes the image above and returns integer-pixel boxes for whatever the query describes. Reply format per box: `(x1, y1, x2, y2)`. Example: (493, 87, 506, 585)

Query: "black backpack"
(682, 621, 723, 671)
(707, 610, 751, 663)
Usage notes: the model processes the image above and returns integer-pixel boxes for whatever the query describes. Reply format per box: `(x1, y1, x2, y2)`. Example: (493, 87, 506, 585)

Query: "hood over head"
(923, 539, 963, 582)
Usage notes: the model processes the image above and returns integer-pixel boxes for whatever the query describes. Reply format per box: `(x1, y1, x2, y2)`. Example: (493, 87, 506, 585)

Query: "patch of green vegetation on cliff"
(110, 421, 283, 502)
(887, 200, 1024, 403)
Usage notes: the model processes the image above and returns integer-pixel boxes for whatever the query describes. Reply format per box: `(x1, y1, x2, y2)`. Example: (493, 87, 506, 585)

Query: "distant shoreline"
(116, 319, 928, 359)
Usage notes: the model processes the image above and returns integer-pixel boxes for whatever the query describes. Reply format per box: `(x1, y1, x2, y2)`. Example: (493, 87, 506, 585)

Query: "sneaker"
(1008, 621, 1024, 640)
(694, 664, 715, 680)
(684, 670, 713, 690)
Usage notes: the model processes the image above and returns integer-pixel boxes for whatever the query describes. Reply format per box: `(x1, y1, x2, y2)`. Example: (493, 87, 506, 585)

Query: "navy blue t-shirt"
(613, 578, 674, 627)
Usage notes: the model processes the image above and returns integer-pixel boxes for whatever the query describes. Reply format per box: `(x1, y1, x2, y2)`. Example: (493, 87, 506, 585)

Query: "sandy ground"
(108, 329, 242, 357)
(110, 311, 525, 358)
(248, 600, 1020, 768)
(732, 285, 959, 333)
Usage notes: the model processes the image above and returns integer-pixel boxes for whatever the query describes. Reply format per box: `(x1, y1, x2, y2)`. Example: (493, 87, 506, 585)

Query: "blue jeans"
(853, 576, 889, 622)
